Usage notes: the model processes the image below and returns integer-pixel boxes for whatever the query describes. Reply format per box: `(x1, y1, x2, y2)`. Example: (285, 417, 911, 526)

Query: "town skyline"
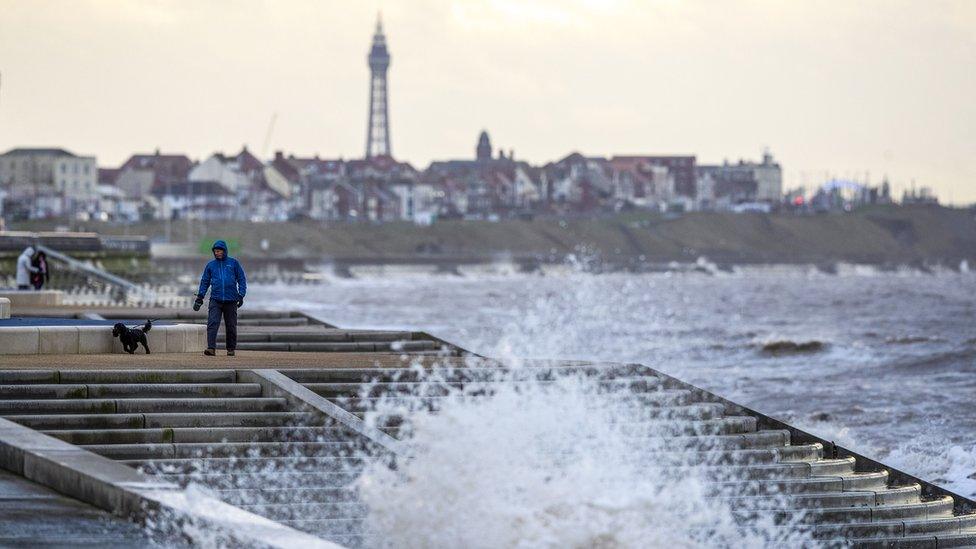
(0, 1, 973, 203)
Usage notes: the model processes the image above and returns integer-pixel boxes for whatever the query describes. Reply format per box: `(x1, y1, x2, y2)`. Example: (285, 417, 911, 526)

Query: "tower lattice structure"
(365, 16, 391, 158)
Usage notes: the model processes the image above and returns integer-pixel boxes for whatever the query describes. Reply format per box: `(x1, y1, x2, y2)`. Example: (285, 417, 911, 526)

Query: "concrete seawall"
(0, 290, 63, 308)
(0, 324, 205, 355)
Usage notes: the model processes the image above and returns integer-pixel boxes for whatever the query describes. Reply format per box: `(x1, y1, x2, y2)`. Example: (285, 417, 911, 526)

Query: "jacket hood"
(22, 246, 35, 257)
(212, 240, 228, 259)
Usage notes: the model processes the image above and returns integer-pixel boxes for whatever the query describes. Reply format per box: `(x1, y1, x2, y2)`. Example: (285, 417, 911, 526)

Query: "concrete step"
(235, 341, 439, 352)
(652, 443, 825, 466)
(0, 369, 239, 384)
(208, 486, 358, 504)
(668, 458, 856, 481)
(158, 470, 361, 487)
(220, 331, 415, 343)
(715, 470, 890, 495)
(87, 383, 263, 398)
(336, 388, 697, 414)
(615, 416, 758, 436)
(1, 383, 263, 399)
(121, 456, 365, 473)
(852, 531, 976, 548)
(721, 485, 923, 510)
(59, 369, 238, 384)
(0, 397, 288, 415)
(277, 517, 364, 536)
(638, 429, 792, 451)
(5, 412, 323, 430)
(813, 512, 976, 539)
(741, 496, 954, 525)
(44, 426, 351, 445)
(239, 501, 367, 521)
(280, 367, 661, 384)
(281, 368, 425, 383)
(119, 397, 288, 413)
(187, 317, 309, 326)
(367, 416, 756, 441)
(83, 441, 359, 460)
(0, 370, 59, 384)
(0, 384, 90, 399)
(303, 376, 667, 399)
(347, 401, 727, 422)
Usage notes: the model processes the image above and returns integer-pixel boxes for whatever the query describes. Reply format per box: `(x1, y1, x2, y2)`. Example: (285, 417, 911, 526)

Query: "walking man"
(15, 246, 38, 290)
(193, 240, 247, 356)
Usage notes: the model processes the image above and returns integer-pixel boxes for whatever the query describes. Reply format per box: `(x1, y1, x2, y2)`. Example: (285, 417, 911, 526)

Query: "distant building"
(0, 147, 97, 218)
(425, 131, 542, 218)
(607, 156, 675, 210)
(96, 184, 142, 222)
(151, 180, 237, 221)
(542, 153, 614, 212)
(697, 150, 782, 207)
(902, 185, 939, 205)
(476, 130, 492, 162)
(190, 148, 257, 194)
(611, 155, 697, 198)
(189, 146, 292, 221)
(114, 150, 194, 199)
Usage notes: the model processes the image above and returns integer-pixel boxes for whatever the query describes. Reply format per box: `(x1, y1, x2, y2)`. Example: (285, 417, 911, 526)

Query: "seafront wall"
(0, 323, 205, 355)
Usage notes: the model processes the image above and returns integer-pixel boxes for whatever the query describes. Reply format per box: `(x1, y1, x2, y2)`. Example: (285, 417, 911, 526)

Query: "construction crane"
(260, 112, 278, 158)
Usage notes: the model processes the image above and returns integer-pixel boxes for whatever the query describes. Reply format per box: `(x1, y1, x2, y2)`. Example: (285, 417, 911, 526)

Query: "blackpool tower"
(365, 15, 391, 158)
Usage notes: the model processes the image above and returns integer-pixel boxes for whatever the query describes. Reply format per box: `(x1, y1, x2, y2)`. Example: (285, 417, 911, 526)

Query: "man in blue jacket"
(194, 240, 247, 356)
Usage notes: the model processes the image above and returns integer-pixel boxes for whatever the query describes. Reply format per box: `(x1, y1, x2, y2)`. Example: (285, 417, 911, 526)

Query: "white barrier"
(0, 323, 206, 355)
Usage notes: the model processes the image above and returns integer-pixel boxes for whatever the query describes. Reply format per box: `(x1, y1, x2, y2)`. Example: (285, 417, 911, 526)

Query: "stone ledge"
(0, 290, 64, 309)
(0, 324, 206, 355)
(0, 417, 342, 548)
(240, 369, 402, 454)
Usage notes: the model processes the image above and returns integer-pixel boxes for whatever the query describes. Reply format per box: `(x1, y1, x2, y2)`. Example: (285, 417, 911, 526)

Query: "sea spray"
(355, 364, 816, 548)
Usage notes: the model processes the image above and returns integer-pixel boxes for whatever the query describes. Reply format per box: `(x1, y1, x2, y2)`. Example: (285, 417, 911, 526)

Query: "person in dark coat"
(31, 251, 49, 290)
(193, 240, 247, 356)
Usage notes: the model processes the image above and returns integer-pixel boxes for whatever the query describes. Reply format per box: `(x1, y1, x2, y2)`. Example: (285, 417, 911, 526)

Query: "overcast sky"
(0, 0, 973, 203)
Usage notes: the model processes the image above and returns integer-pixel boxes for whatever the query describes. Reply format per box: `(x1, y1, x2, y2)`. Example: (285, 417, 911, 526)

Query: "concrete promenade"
(0, 469, 161, 547)
(0, 351, 466, 369)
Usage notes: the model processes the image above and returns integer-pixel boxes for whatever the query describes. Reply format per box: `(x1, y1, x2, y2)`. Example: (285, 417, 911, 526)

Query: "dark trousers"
(207, 299, 238, 350)
(16, 285, 29, 290)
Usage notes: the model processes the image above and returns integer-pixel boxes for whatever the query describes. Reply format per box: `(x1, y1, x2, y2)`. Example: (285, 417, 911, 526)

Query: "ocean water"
(248, 263, 976, 500)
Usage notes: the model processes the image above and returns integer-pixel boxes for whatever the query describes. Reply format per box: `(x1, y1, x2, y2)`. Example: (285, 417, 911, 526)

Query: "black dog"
(112, 320, 153, 354)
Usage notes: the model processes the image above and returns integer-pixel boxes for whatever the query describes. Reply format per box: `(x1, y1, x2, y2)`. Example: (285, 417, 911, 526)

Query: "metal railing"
(35, 244, 157, 304)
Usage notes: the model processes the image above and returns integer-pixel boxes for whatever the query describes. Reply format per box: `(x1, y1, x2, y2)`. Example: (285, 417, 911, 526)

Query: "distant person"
(193, 240, 247, 357)
(31, 250, 49, 290)
(15, 246, 38, 290)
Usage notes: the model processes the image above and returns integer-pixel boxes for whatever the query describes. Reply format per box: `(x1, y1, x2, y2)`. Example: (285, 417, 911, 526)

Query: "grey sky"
(0, 0, 973, 202)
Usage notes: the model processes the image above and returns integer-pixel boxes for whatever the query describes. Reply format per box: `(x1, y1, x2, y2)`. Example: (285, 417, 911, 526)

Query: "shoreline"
(7, 205, 975, 269)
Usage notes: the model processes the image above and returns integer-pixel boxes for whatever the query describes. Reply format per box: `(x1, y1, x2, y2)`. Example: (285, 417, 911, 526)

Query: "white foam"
(356, 370, 812, 548)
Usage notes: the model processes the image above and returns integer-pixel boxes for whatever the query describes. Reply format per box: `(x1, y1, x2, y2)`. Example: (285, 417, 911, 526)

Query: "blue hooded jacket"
(197, 240, 247, 302)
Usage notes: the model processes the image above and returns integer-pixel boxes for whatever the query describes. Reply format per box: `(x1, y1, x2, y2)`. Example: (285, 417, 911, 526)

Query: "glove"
(236, 297, 244, 308)
(192, 296, 204, 311)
